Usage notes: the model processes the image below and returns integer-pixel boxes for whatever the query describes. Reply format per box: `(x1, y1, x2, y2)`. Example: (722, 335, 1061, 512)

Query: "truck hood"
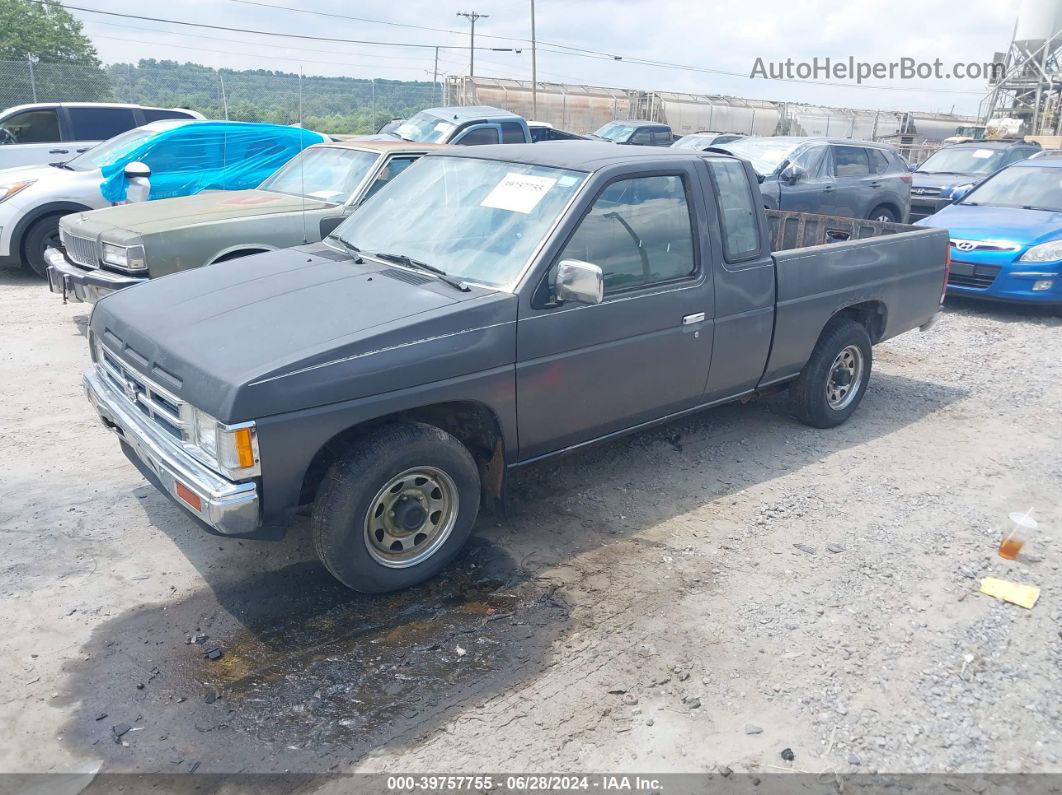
(89, 244, 514, 421)
(916, 203, 1062, 247)
(64, 189, 333, 238)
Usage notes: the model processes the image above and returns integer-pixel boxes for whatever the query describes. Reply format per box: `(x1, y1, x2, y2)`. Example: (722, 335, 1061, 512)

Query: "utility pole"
(530, 0, 537, 119)
(456, 11, 488, 78)
(432, 46, 440, 104)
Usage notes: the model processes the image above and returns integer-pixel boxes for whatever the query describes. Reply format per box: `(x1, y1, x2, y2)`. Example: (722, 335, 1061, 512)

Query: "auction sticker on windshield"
(481, 173, 559, 213)
(972, 149, 994, 159)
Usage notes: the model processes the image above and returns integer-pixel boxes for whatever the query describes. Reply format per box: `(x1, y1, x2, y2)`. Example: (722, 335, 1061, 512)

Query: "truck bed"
(766, 209, 918, 251)
(758, 209, 950, 388)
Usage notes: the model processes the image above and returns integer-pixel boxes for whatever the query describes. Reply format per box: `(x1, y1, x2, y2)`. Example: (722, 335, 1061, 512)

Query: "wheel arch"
(829, 299, 888, 344)
(868, 201, 901, 222)
(13, 201, 93, 260)
(297, 399, 507, 512)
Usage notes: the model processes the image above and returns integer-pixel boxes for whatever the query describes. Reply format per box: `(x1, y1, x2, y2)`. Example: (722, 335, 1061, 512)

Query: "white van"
(0, 102, 203, 170)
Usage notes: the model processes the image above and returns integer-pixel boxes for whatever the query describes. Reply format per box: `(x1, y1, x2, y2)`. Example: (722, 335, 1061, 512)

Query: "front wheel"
(788, 318, 872, 428)
(311, 422, 481, 593)
(22, 214, 62, 278)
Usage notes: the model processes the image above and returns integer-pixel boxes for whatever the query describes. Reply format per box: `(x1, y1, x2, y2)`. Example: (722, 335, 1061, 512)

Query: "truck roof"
(421, 105, 523, 122)
(433, 140, 724, 172)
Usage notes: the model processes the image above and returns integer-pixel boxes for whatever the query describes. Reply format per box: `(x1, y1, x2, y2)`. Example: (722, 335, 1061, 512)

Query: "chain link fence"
(0, 59, 441, 136)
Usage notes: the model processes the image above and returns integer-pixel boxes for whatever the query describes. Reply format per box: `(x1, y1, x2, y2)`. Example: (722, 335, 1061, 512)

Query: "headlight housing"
(949, 183, 974, 199)
(101, 242, 146, 271)
(0, 179, 35, 204)
(187, 406, 260, 479)
(1019, 240, 1062, 263)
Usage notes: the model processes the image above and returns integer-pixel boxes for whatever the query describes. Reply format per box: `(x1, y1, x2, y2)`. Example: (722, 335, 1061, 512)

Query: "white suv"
(0, 102, 203, 170)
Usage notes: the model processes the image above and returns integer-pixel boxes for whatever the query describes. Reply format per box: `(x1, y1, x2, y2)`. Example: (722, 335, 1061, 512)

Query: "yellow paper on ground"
(979, 577, 1040, 609)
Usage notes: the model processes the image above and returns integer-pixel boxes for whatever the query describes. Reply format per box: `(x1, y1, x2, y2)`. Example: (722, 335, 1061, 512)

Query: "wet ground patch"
(56, 539, 569, 774)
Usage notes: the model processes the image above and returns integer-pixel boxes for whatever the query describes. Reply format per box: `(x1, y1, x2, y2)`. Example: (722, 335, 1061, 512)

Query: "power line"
(47, 0, 990, 96)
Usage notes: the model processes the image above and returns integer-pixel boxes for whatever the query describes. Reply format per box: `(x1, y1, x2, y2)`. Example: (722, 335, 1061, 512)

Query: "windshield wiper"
(49, 161, 74, 170)
(326, 234, 363, 263)
(1020, 205, 1061, 212)
(374, 251, 470, 292)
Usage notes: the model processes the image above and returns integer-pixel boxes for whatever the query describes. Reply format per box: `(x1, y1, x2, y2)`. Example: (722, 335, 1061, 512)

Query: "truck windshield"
(917, 147, 1006, 176)
(960, 165, 1062, 212)
(260, 146, 379, 203)
(64, 126, 158, 171)
(333, 156, 587, 287)
(716, 138, 800, 176)
(394, 112, 456, 143)
(593, 122, 636, 142)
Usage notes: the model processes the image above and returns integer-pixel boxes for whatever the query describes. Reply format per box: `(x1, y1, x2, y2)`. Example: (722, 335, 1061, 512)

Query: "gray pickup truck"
(83, 143, 948, 593)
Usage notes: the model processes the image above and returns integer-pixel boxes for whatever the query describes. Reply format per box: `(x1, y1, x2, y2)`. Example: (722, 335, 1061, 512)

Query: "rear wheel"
(868, 205, 897, 223)
(788, 318, 872, 428)
(311, 422, 481, 593)
(22, 215, 62, 278)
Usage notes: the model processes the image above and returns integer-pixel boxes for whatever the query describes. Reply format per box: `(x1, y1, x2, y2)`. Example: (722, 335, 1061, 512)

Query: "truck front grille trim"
(98, 346, 188, 441)
(65, 234, 100, 268)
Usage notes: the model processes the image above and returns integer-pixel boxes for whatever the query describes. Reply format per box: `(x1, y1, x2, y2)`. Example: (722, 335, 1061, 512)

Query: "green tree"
(0, 0, 101, 64)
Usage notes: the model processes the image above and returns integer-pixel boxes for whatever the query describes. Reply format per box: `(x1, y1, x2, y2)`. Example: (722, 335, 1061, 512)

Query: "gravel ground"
(0, 264, 1059, 781)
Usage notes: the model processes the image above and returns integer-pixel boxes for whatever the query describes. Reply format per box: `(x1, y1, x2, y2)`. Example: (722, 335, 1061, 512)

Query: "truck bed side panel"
(760, 228, 948, 387)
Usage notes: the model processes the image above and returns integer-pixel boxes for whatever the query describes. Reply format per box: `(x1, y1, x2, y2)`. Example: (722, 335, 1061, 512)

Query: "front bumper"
(909, 196, 951, 222)
(83, 368, 261, 535)
(45, 247, 146, 304)
(946, 261, 1062, 306)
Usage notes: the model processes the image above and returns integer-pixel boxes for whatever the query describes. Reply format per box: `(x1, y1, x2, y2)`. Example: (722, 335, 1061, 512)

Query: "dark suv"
(591, 120, 674, 146)
(720, 136, 912, 222)
(909, 139, 1041, 221)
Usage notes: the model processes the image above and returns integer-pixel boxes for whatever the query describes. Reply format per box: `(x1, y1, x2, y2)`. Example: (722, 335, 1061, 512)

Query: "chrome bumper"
(45, 247, 147, 304)
(83, 368, 260, 535)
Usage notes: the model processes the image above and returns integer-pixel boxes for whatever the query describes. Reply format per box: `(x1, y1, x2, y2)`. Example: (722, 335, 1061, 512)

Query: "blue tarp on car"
(98, 122, 326, 203)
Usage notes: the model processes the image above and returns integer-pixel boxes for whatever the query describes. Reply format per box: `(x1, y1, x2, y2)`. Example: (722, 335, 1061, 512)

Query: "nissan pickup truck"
(82, 143, 949, 593)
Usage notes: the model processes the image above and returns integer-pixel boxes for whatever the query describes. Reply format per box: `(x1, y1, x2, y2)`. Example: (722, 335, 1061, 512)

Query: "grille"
(912, 187, 942, 197)
(64, 234, 99, 268)
(950, 239, 1019, 253)
(98, 346, 187, 440)
(948, 261, 1001, 289)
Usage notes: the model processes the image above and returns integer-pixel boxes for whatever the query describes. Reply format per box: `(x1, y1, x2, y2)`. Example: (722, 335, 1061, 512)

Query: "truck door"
(515, 165, 715, 460)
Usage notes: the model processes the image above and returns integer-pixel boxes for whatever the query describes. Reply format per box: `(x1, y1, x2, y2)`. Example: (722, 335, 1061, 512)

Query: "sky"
(70, 0, 1025, 116)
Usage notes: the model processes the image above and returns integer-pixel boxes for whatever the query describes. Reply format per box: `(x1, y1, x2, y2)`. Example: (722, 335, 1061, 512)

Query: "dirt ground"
(1, 263, 1060, 783)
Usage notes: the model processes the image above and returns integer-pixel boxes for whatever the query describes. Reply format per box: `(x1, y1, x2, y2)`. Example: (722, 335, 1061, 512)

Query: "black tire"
(788, 318, 873, 428)
(311, 422, 481, 593)
(22, 214, 63, 278)
(868, 205, 897, 223)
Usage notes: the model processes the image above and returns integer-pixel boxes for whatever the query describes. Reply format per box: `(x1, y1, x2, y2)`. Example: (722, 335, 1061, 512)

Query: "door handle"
(682, 312, 706, 325)
(49, 148, 69, 154)
(869, 181, 881, 187)
(823, 185, 834, 192)
(76, 147, 90, 153)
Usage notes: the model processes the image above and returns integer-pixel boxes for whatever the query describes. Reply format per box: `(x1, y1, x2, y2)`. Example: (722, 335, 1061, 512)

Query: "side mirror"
(555, 259, 603, 305)
(949, 183, 975, 203)
(124, 161, 152, 204)
(124, 161, 151, 179)
(780, 165, 805, 185)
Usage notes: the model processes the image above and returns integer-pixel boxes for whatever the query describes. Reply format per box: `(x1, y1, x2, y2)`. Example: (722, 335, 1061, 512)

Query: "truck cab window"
(455, 127, 500, 146)
(0, 109, 60, 144)
(629, 128, 652, 145)
(707, 159, 761, 260)
(559, 175, 696, 294)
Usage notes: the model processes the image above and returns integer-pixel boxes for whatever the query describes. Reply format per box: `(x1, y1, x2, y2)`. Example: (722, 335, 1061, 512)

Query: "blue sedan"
(917, 157, 1062, 306)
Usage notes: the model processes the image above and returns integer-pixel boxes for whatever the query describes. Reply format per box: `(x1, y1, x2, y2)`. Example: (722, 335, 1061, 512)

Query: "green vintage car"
(45, 140, 444, 303)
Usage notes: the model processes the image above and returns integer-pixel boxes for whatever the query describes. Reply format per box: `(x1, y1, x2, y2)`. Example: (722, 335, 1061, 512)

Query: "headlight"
(188, 407, 260, 478)
(0, 179, 34, 203)
(1019, 241, 1062, 263)
(101, 242, 146, 271)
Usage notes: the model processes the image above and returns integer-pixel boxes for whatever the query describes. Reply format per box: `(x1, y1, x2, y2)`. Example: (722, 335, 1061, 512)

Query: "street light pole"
(530, 0, 537, 119)
(456, 11, 488, 78)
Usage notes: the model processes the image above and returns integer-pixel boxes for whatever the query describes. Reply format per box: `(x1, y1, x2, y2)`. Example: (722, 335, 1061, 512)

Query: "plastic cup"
(998, 510, 1037, 561)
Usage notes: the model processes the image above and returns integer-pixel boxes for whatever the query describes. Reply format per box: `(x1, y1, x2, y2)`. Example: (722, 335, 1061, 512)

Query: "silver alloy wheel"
(826, 345, 864, 410)
(363, 466, 459, 569)
(875, 214, 892, 222)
